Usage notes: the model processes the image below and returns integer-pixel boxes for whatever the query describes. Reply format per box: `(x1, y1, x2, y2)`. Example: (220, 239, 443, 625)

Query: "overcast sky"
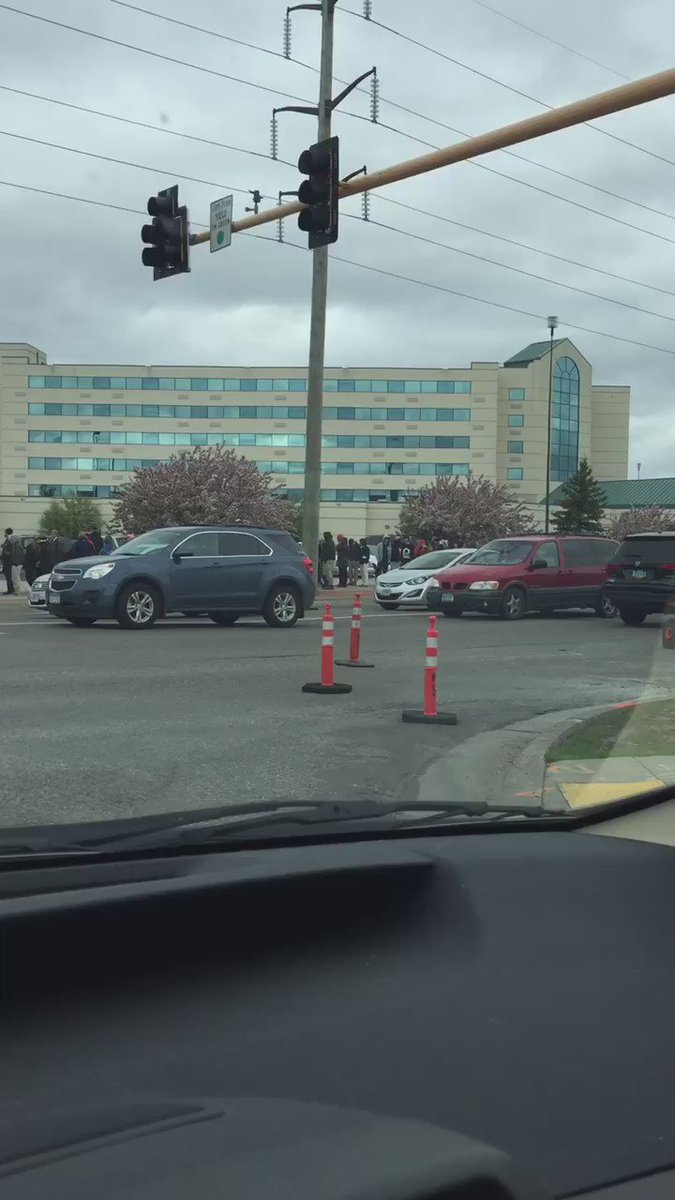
(1, 0, 674, 475)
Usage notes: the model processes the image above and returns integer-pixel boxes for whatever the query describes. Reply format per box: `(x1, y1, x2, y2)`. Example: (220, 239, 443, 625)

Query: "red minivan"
(425, 535, 618, 620)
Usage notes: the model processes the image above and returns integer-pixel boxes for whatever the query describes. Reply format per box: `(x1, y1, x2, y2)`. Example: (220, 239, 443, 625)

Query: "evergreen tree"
(551, 457, 606, 534)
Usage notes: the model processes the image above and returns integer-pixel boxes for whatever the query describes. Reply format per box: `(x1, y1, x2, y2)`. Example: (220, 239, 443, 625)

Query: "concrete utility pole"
(302, 0, 335, 576)
(544, 315, 559, 535)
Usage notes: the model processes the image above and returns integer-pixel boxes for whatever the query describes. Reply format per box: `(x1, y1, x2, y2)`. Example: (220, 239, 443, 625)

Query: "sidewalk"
(543, 754, 675, 809)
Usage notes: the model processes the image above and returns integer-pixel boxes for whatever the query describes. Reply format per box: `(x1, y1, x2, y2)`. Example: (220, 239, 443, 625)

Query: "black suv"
(47, 526, 315, 630)
(603, 532, 675, 625)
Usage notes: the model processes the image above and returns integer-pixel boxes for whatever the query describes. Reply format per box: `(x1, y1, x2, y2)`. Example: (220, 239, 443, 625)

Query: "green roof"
(503, 339, 565, 367)
(546, 478, 675, 509)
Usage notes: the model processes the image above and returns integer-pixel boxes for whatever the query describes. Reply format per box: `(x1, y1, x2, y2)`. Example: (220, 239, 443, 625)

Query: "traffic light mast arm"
(190, 61, 675, 245)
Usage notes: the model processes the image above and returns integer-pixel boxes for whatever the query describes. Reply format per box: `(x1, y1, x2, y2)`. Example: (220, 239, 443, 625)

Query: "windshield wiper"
(0, 799, 552, 860)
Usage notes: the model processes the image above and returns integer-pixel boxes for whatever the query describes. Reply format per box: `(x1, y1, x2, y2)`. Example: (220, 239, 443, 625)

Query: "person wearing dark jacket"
(336, 535, 349, 588)
(89, 528, 103, 554)
(1, 530, 14, 595)
(23, 539, 39, 587)
(73, 531, 95, 558)
(318, 532, 336, 588)
(347, 538, 360, 586)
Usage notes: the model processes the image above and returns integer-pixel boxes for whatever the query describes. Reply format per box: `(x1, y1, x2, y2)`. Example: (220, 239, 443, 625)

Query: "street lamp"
(544, 315, 558, 534)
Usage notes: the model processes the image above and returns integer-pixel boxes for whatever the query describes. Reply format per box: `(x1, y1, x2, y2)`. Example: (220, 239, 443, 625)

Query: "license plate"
(49, 591, 60, 604)
(441, 593, 454, 603)
(632, 569, 647, 579)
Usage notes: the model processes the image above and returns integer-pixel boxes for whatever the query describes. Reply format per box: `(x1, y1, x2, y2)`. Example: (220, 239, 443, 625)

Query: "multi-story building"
(0, 337, 629, 536)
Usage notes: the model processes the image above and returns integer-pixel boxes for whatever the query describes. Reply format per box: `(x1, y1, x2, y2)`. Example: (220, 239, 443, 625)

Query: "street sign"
(210, 195, 233, 253)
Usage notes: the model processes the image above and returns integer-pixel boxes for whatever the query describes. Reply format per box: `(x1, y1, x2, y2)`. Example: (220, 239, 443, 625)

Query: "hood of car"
(378, 568, 436, 585)
(433, 562, 529, 582)
(52, 556, 116, 571)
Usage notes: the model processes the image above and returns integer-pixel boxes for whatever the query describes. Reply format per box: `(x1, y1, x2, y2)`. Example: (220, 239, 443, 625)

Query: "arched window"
(551, 356, 579, 481)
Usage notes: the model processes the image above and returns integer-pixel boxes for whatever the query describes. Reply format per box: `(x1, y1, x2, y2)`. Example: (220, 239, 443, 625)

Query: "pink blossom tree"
(398, 474, 529, 545)
(605, 506, 674, 541)
(113, 445, 293, 534)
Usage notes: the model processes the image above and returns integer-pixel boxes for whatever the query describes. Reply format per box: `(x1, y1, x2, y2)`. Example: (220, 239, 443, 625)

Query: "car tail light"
(303, 556, 313, 573)
(606, 562, 622, 575)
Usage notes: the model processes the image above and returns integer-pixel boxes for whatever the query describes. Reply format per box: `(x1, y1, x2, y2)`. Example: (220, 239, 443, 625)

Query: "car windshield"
(401, 550, 462, 571)
(111, 531, 184, 557)
(0, 0, 666, 850)
(466, 540, 536, 566)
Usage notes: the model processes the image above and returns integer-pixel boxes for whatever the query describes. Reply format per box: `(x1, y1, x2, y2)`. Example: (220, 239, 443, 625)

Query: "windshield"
(0, 0, 664, 850)
(467, 540, 536, 566)
(111, 531, 184, 557)
(401, 550, 462, 571)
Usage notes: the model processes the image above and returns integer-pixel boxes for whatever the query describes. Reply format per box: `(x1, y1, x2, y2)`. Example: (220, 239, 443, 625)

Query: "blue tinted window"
(337, 435, 354, 448)
(420, 381, 437, 394)
(28, 457, 45, 468)
(28, 403, 44, 415)
(354, 380, 371, 392)
(92, 405, 110, 416)
(322, 435, 337, 448)
(240, 378, 256, 392)
(142, 432, 159, 444)
(256, 379, 272, 391)
(436, 381, 454, 394)
(507, 468, 524, 480)
(191, 433, 207, 445)
(337, 408, 355, 420)
(508, 440, 524, 454)
(420, 408, 436, 421)
(551, 357, 580, 482)
(126, 431, 142, 444)
(288, 379, 306, 392)
(127, 377, 144, 390)
(288, 406, 305, 419)
(272, 379, 289, 391)
(508, 413, 524, 428)
(158, 405, 174, 418)
(142, 405, 159, 418)
(419, 463, 435, 475)
(370, 408, 386, 420)
(256, 406, 273, 420)
(387, 436, 404, 448)
(321, 489, 337, 501)
(288, 461, 304, 474)
(336, 462, 354, 474)
(190, 406, 208, 418)
(207, 406, 223, 419)
(141, 377, 159, 390)
(44, 376, 62, 389)
(207, 379, 223, 392)
(223, 379, 239, 391)
(323, 462, 337, 474)
(387, 380, 405, 392)
(455, 381, 471, 394)
(387, 408, 405, 421)
(29, 377, 45, 388)
(404, 409, 418, 422)
(158, 378, 175, 390)
(371, 382, 388, 394)
(337, 380, 355, 392)
(28, 430, 45, 442)
(324, 380, 338, 392)
(355, 408, 370, 421)
(190, 378, 208, 391)
(354, 435, 371, 448)
(323, 408, 338, 420)
(126, 404, 142, 417)
(508, 388, 525, 401)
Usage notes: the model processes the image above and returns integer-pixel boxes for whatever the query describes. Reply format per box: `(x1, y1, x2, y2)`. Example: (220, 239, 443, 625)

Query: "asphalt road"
(1, 593, 673, 827)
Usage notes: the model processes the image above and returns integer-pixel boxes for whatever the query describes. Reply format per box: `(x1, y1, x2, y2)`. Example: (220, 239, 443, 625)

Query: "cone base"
(302, 682, 353, 694)
(401, 709, 457, 725)
(335, 660, 374, 668)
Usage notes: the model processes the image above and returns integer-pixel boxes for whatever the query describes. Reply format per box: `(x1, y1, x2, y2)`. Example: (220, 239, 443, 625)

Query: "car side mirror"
(530, 557, 548, 570)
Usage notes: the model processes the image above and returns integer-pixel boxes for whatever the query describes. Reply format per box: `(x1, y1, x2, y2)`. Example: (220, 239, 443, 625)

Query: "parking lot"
(1, 593, 673, 827)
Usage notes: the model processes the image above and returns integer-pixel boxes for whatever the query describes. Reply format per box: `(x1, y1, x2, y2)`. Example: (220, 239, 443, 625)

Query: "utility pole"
(544, 315, 558, 535)
(302, 0, 335, 575)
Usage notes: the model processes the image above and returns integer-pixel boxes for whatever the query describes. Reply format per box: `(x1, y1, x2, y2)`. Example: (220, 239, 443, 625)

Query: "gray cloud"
(1, 0, 674, 475)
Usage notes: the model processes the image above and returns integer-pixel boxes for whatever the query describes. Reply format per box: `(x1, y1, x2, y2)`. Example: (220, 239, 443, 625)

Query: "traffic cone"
(336, 592, 374, 668)
(302, 602, 353, 694)
(402, 615, 457, 725)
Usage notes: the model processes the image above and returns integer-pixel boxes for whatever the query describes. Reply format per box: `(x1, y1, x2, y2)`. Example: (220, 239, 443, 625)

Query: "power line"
(343, 213, 675, 324)
(376, 194, 675, 300)
(0, 128, 271, 198)
(0, 85, 296, 169)
(465, 0, 630, 81)
(103, 0, 675, 222)
(0, 4, 314, 105)
(268, 236, 675, 358)
(2, 172, 672, 359)
(339, 5, 675, 170)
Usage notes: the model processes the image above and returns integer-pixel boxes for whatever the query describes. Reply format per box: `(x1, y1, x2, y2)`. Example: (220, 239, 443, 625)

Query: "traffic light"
(141, 185, 190, 281)
(297, 135, 339, 249)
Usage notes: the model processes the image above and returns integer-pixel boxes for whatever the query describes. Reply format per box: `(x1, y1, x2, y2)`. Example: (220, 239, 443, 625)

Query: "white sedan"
(374, 549, 477, 609)
(28, 573, 51, 607)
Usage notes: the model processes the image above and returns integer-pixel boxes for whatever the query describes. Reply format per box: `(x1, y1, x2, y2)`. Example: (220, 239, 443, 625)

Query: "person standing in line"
(390, 536, 402, 567)
(347, 538, 359, 586)
(23, 539, 39, 587)
(359, 538, 371, 586)
(400, 539, 412, 564)
(89, 527, 103, 554)
(336, 535, 349, 588)
(376, 535, 391, 576)
(319, 531, 336, 589)
(100, 531, 115, 555)
(1, 529, 14, 595)
(5, 528, 26, 594)
(73, 530, 95, 558)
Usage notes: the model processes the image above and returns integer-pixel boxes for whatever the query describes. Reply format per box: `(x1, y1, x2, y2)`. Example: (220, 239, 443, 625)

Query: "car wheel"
(65, 616, 97, 627)
(619, 607, 647, 627)
(500, 586, 526, 621)
(441, 607, 463, 618)
(263, 585, 300, 628)
(596, 593, 618, 619)
(116, 583, 160, 630)
(377, 602, 399, 610)
(208, 612, 241, 626)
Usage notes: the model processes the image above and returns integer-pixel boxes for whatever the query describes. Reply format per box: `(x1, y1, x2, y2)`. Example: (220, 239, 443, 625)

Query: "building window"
(508, 388, 525, 401)
(507, 440, 523, 454)
(508, 414, 524, 428)
(551, 356, 580, 482)
(507, 468, 524, 480)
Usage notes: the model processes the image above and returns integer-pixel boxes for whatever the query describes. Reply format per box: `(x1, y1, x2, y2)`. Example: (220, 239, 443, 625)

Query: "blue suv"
(47, 526, 315, 630)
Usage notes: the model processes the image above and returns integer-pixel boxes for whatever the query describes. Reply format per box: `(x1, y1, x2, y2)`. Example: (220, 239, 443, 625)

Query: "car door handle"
(212, 561, 225, 567)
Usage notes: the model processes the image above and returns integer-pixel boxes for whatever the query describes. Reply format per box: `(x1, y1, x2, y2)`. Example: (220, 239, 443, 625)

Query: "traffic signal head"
(297, 135, 339, 249)
(141, 185, 190, 281)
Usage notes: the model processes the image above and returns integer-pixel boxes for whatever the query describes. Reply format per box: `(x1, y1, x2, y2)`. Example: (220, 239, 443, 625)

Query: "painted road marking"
(561, 779, 663, 808)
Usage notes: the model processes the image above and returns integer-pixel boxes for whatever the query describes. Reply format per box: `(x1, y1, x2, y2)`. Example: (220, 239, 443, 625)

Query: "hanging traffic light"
(297, 135, 339, 249)
(141, 185, 190, 281)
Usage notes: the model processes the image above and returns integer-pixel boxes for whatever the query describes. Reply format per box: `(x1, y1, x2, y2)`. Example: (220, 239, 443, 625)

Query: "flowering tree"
(398, 474, 529, 545)
(113, 445, 292, 533)
(605, 506, 674, 541)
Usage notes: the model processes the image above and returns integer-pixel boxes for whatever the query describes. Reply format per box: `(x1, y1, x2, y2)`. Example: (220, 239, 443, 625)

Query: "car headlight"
(468, 580, 501, 591)
(428, 577, 441, 587)
(407, 576, 428, 586)
(83, 562, 116, 580)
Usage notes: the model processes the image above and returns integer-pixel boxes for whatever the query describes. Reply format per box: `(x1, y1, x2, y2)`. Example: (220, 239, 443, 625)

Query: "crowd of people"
(316, 531, 449, 589)
(1, 526, 118, 595)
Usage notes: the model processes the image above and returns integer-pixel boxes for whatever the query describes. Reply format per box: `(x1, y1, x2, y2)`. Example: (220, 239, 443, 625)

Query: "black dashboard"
(1, 820, 675, 1199)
